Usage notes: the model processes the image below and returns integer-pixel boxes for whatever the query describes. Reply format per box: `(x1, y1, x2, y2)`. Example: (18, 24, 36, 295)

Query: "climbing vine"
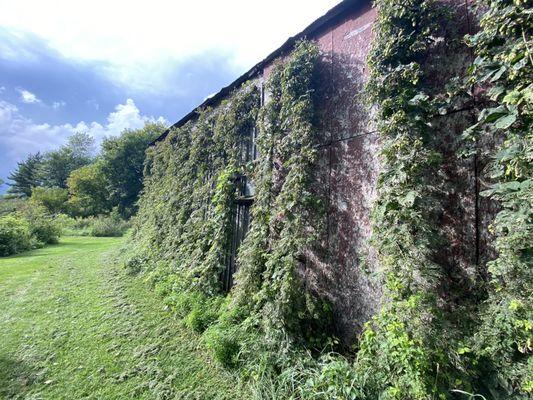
(465, 0, 532, 396)
(232, 40, 332, 348)
(351, 0, 532, 398)
(208, 42, 333, 366)
(350, 1, 461, 398)
(127, 84, 259, 301)
(125, 2, 531, 397)
(127, 41, 332, 368)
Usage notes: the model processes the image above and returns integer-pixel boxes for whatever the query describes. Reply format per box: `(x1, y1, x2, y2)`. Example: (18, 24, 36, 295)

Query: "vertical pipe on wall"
(464, 0, 481, 268)
(326, 28, 334, 261)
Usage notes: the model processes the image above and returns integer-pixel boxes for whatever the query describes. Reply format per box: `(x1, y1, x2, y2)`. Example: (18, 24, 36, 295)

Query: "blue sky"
(0, 0, 338, 192)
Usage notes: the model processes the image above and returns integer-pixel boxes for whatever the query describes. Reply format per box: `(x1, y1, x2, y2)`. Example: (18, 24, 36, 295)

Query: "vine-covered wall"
(127, 0, 531, 398)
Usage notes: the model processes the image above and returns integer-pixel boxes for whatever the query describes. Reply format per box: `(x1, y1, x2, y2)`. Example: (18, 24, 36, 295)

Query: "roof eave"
(153, 0, 368, 144)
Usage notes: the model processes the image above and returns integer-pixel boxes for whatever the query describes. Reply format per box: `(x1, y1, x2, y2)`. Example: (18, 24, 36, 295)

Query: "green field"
(0, 236, 247, 400)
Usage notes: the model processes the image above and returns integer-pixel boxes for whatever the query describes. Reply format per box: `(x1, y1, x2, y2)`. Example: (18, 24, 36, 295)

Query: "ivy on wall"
(465, 0, 532, 396)
(351, 0, 462, 397)
(349, 1, 532, 398)
(231, 41, 331, 347)
(127, 41, 333, 369)
(127, 83, 259, 300)
(352, 1, 532, 398)
(125, 1, 531, 397)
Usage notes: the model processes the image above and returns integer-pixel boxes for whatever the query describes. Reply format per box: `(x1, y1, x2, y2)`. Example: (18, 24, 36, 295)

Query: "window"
(221, 198, 252, 292)
(236, 174, 255, 198)
(220, 87, 262, 291)
(239, 125, 258, 165)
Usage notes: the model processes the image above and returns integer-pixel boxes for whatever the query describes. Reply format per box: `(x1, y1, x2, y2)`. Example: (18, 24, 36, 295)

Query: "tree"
(67, 162, 110, 217)
(100, 122, 165, 217)
(41, 132, 95, 188)
(7, 152, 44, 196)
(67, 131, 95, 160)
(30, 187, 69, 214)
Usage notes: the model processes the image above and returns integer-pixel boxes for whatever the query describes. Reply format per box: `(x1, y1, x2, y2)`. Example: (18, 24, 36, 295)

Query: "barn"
(137, 0, 489, 343)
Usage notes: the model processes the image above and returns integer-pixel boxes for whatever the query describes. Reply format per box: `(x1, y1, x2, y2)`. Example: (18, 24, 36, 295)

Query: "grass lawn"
(0, 236, 247, 400)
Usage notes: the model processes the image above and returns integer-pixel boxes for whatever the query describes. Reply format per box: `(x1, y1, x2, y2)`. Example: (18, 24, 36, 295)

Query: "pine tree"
(7, 152, 44, 197)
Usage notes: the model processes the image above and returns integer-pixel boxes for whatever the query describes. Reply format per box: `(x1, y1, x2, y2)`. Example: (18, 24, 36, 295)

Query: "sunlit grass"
(0, 236, 246, 399)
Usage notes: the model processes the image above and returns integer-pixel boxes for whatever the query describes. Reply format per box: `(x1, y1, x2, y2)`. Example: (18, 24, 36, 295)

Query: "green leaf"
(502, 90, 521, 105)
(399, 191, 417, 207)
(499, 181, 521, 191)
(490, 66, 506, 82)
(483, 106, 507, 123)
(495, 114, 517, 129)
(408, 93, 429, 105)
(520, 180, 533, 190)
(480, 69, 496, 83)
(488, 86, 505, 101)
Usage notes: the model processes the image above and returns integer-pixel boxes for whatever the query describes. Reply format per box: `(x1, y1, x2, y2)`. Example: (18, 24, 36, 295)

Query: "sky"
(0, 0, 339, 192)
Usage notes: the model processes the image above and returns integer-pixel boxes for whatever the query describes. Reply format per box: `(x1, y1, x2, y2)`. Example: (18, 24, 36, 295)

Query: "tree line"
(6, 122, 165, 218)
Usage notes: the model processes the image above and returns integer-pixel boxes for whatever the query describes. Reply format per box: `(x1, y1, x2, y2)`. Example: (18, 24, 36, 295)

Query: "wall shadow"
(303, 49, 382, 345)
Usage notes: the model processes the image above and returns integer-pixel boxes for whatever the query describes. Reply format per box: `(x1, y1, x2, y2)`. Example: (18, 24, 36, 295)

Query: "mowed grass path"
(0, 237, 247, 400)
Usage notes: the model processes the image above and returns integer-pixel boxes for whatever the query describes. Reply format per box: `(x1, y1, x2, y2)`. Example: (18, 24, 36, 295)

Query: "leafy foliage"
(57, 214, 128, 237)
(30, 187, 69, 214)
(19, 203, 62, 245)
(67, 162, 110, 217)
(127, 42, 332, 374)
(127, 83, 259, 293)
(0, 195, 27, 216)
(229, 41, 332, 348)
(464, 0, 532, 396)
(0, 214, 32, 256)
(0, 203, 61, 256)
(123, 2, 531, 398)
(99, 122, 165, 217)
(41, 132, 95, 189)
(6, 121, 162, 223)
(347, 1, 532, 398)
(89, 212, 130, 237)
(343, 1, 463, 397)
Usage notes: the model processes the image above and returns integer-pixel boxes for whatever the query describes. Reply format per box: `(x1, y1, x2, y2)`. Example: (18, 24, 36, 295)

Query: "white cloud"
(17, 88, 41, 103)
(52, 100, 66, 109)
(0, 100, 18, 126)
(0, 98, 166, 164)
(0, 0, 339, 75)
(0, 86, 5, 93)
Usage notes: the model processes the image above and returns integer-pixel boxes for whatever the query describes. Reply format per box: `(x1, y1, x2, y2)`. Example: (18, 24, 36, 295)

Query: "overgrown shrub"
(183, 294, 224, 333)
(20, 204, 61, 245)
(0, 214, 32, 256)
(90, 213, 130, 237)
(0, 203, 62, 257)
(30, 186, 68, 214)
(67, 162, 110, 217)
(55, 214, 92, 236)
(57, 213, 130, 237)
(203, 325, 241, 369)
(0, 195, 26, 216)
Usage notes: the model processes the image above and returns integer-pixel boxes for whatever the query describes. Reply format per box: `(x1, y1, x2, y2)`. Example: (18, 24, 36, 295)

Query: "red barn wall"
(254, 0, 492, 342)
(156, 0, 493, 343)
(260, 3, 382, 342)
